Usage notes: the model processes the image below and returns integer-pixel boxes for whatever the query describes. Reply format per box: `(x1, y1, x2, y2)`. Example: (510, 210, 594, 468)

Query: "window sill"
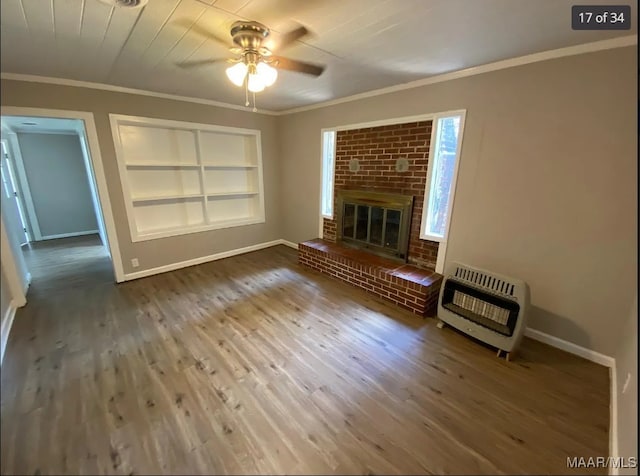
(419, 233, 445, 243)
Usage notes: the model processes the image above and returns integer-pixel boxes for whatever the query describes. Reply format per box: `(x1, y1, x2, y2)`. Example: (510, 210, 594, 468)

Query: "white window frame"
(420, 111, 466, 241)
(420, 110, 466, 272)
(320, 129, 337, 219)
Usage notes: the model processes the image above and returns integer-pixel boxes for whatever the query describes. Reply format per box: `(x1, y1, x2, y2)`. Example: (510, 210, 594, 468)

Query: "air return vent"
(98, 0, 148, 8)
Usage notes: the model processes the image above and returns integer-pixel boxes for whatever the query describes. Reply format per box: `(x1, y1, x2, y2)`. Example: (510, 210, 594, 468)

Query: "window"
(421, 111, 466, 242)
(320, 130, 336, 218)
(110, 114, 265, 242)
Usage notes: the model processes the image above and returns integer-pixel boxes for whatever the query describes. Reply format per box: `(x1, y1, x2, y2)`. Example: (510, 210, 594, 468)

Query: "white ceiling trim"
(0, 73, 279, 116)
(280, 34, 638, 115)
(1, 34, 635, 117)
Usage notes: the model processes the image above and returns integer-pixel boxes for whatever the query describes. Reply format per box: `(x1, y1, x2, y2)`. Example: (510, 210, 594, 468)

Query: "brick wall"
(323, 121, 439, 269)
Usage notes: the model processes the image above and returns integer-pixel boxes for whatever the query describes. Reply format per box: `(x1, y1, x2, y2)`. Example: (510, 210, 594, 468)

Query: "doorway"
(0, 108, 124, 302)
(1, 115, 112, 293)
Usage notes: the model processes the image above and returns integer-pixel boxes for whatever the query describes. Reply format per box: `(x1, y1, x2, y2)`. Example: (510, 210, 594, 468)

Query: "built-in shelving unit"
(110, 114, 265, 242)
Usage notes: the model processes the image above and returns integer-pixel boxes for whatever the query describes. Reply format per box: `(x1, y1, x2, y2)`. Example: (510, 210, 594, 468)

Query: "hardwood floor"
(1, 237, 609, 475)
(21, 234, 114, 295)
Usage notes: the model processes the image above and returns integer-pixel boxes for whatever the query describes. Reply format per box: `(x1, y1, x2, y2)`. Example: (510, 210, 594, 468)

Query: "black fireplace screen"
(336, 191, 413, 261)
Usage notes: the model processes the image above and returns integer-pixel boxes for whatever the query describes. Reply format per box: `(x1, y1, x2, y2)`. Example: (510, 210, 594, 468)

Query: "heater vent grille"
(453, 265, 516, 297)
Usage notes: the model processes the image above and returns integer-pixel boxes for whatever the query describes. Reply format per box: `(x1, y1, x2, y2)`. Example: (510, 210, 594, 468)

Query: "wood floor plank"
(0, 235, 610, 475)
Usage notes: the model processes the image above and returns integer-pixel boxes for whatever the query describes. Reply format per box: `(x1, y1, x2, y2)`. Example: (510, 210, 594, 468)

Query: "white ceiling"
(1, 0, 636, 111)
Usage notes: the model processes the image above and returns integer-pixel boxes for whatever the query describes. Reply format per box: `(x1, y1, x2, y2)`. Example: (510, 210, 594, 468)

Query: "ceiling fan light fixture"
(225, 62, 248, 87)
(256, 62, 277, 87)
(247, 73, 266, 93)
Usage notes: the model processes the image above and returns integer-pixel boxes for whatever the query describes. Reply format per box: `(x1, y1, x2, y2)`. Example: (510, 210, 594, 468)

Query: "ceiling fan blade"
(271, 56, 325, 77)
(174, 19, 232, 49)
(274, 25, 310, 51)
(177, 58, 225, 69)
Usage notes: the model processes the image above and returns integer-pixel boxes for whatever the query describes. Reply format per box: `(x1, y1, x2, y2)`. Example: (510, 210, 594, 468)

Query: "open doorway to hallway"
(1, 115, 113, 294)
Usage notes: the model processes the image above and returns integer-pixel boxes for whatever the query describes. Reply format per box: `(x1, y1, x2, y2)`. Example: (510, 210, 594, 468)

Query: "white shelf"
(207, 191, 258, 198)
(206, 217, 264, 228)
(202, 164, 258, 169)
(138, 222, 207, 236)
(119, 125, 197, 166)
(132, 194, 204, 203)
(136, 218, 263, 240)
(207, 194, 258, 223)
(126, 162, 200, 168)
(133, 195, 206, 236)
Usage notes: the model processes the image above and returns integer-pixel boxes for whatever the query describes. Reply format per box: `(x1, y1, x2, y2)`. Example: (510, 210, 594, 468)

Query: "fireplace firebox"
(336, 190, 413, 262)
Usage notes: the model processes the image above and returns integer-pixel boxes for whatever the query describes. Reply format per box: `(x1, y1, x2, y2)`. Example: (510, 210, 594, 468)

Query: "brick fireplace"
(323, 121, 438, 269)
(299, 120, 444, 317)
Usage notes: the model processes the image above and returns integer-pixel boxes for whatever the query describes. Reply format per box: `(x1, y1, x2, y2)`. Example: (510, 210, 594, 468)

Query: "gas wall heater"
(437, 261, 530, 360)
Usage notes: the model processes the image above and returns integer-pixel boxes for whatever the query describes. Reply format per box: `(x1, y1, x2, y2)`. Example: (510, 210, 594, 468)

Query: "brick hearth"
(299, 239, 442, 316)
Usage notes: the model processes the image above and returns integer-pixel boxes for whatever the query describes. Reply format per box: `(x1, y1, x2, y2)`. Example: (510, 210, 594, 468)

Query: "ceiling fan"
(176, 20, 326, 109)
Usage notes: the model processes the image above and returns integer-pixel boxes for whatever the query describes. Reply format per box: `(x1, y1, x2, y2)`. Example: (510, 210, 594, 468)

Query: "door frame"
(0, 138, 29, 244)
(2, 132, 42, 240)
(77, 127, 108, 248)
(1, 106, 125, 283)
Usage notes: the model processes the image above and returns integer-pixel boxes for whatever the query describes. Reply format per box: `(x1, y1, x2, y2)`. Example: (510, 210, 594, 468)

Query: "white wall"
(16, 132, 98, 238)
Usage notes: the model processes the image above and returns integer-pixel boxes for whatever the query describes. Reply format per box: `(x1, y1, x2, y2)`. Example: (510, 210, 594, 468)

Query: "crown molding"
(0, 73, 279, 116)
(280, 34, 638, 115)
(1, 34, 635, 117)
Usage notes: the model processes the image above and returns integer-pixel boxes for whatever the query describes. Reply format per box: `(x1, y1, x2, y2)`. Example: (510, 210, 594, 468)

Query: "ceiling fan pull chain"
(244, 78, 250, 107)
(252, 92, 257, 113)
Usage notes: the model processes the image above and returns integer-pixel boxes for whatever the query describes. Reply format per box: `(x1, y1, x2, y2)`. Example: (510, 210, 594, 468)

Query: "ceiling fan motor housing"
(230, 21, 270, 51)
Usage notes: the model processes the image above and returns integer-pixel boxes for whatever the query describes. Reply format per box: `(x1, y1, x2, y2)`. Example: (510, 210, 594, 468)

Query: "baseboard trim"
(1, 300, 18, 366)
(609, 362, 618, 474)
(39, 230, 99, 240)
(280, 240, 299, 249)
(524, 327, 615, 367)
(123, 239, 285, 281)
